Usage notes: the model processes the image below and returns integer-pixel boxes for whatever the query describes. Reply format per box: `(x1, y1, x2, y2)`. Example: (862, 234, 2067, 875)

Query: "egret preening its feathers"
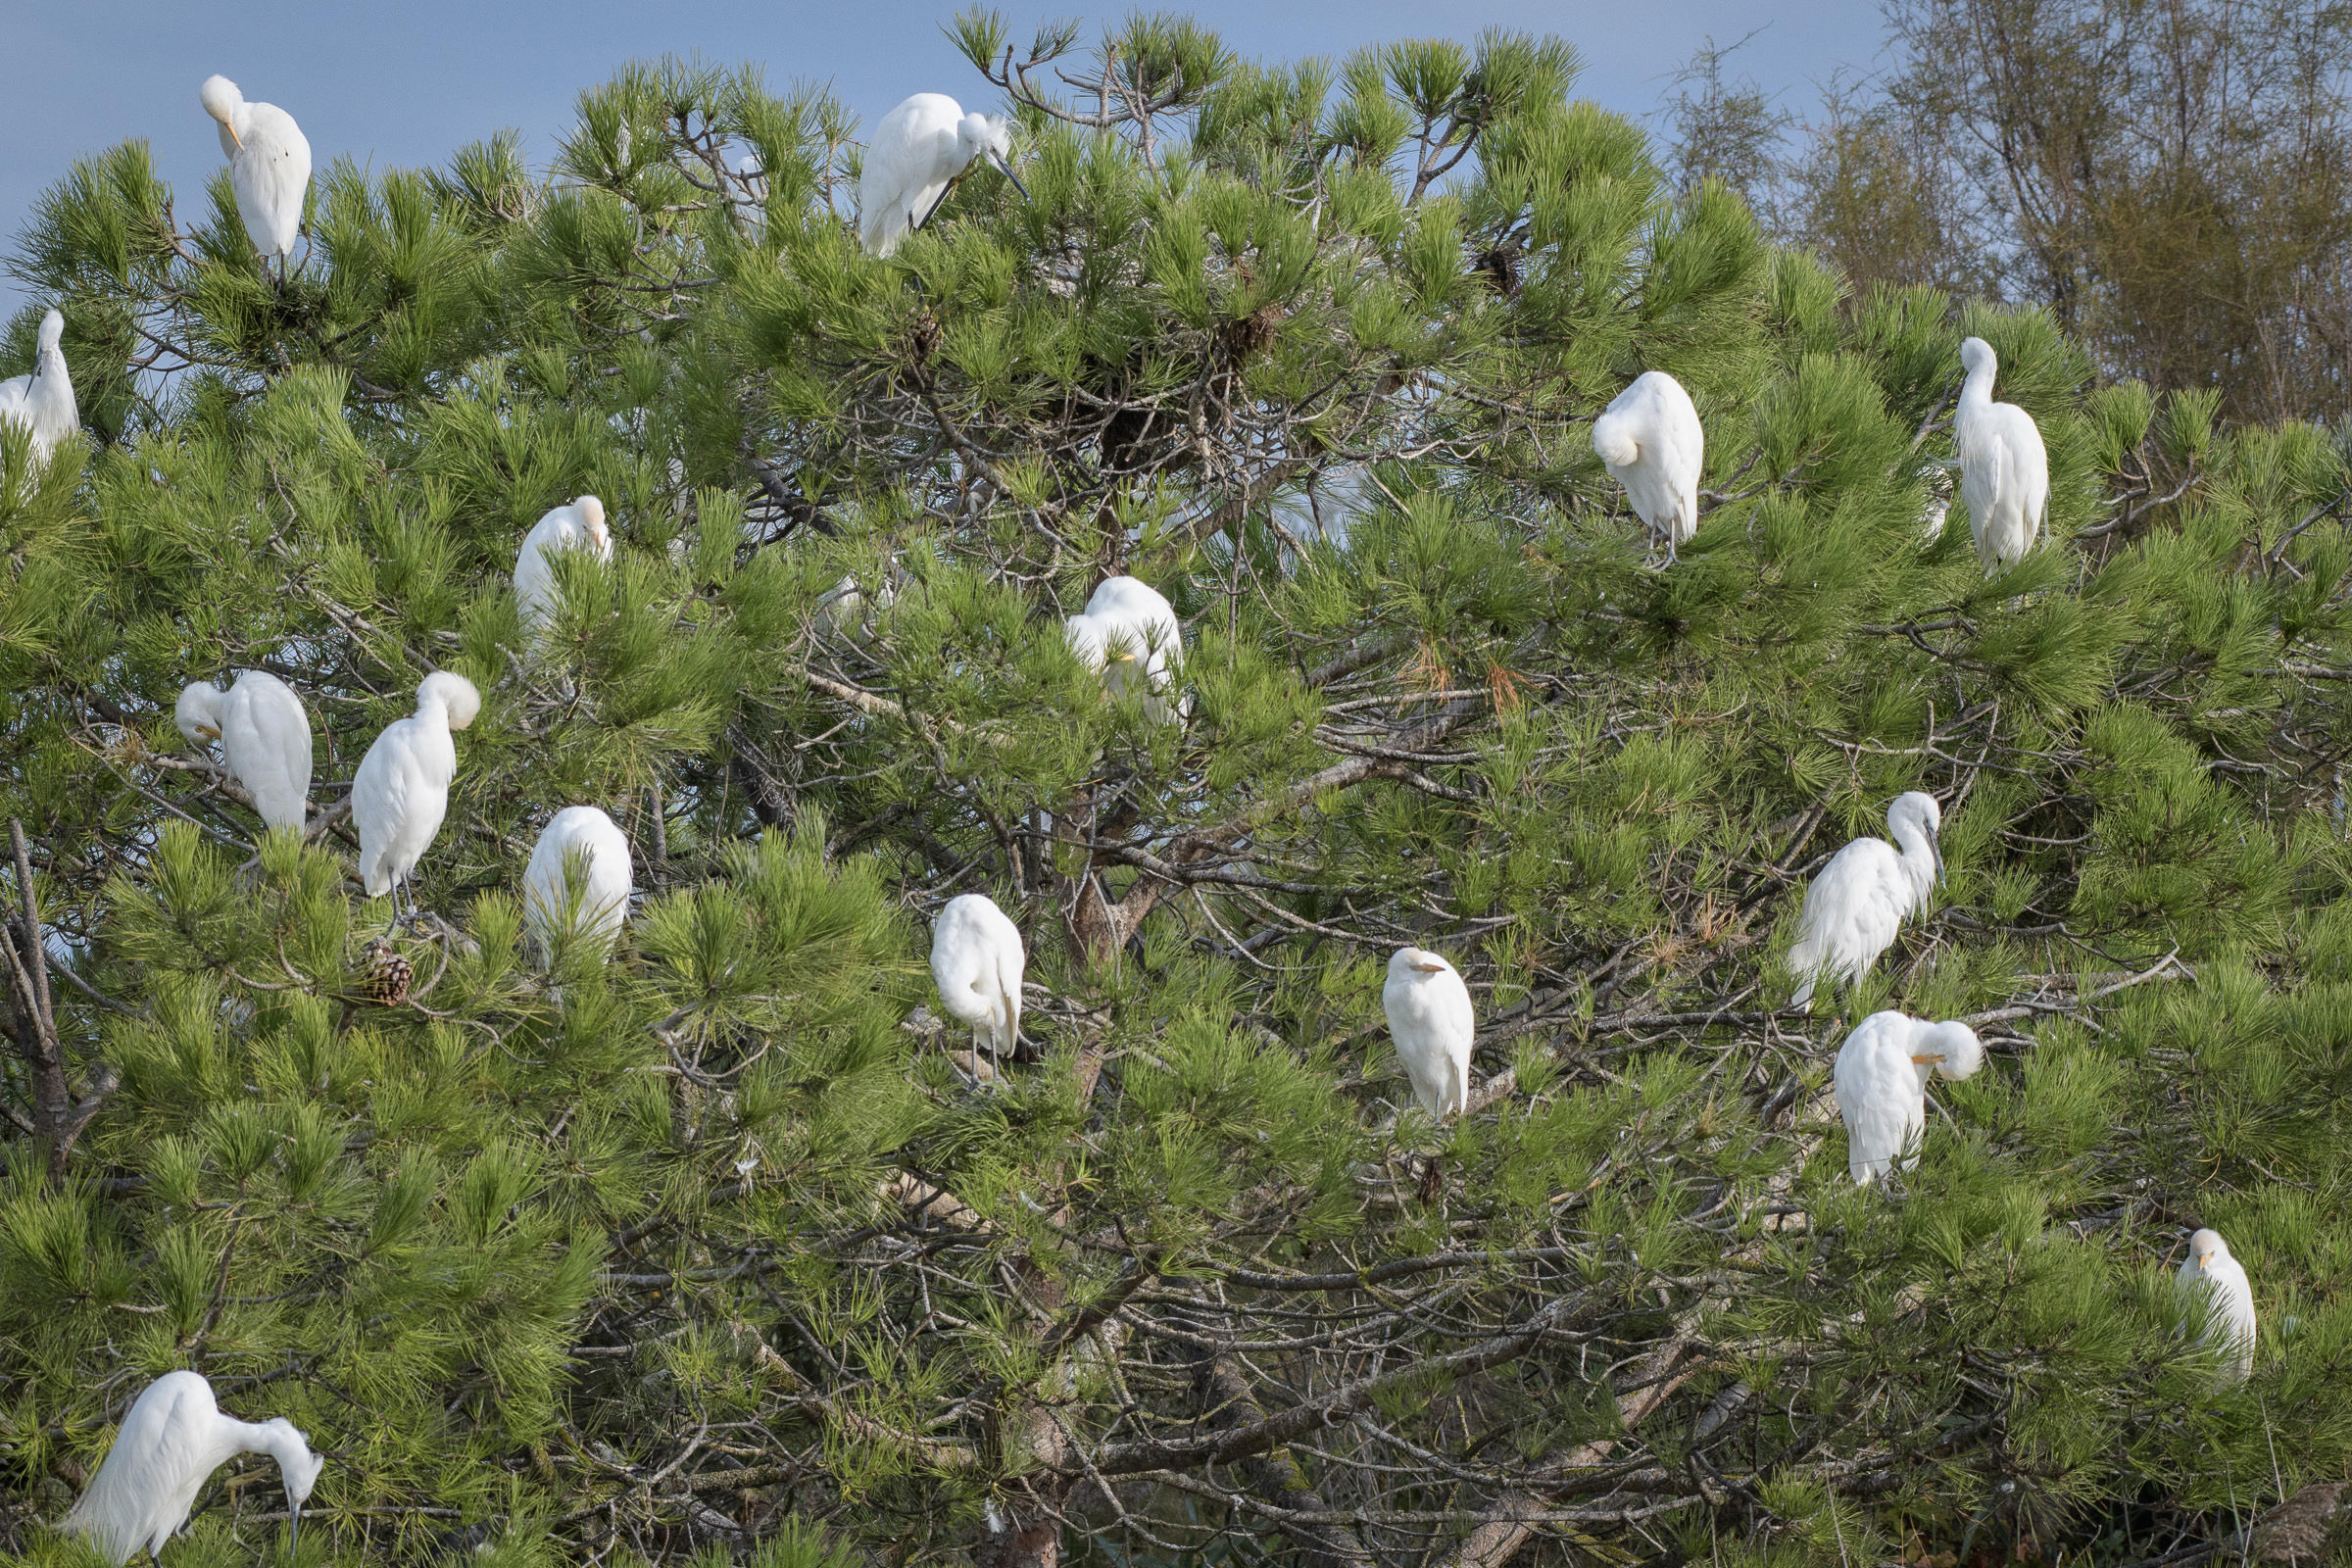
(1788, 791, 1944, 1010)
(1592, 370, 1703, 564)
(1954, 337, 2049, 571)
(174, 669, 313, 834)
(930, 893, 1024, 1055)
(0, 309, 77, 467)
(1065, 575, 1185, 721)
(1832, 1011, 1983, 1184)
(515, 496, 613, 635)
(353, 671, 481, 917)
(199, 75, 312, 266)
(1383, 947, 1475, 1120)
(2178, 1227, 2257, 1385)
(858, 93, 1030, 257)
(61, 1369, 322, 1566)
(523, 806, 634, 957)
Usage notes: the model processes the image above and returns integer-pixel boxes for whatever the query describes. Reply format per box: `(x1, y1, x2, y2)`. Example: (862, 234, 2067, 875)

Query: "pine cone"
(358, 939, 414, 1006)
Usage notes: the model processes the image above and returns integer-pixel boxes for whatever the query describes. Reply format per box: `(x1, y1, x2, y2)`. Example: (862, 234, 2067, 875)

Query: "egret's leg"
(914, 176, 960, 232)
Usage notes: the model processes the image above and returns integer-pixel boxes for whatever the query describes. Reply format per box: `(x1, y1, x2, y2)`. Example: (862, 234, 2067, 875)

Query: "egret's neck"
(1890, 816, 1938, 892)
(1959, 359, 1995, 412)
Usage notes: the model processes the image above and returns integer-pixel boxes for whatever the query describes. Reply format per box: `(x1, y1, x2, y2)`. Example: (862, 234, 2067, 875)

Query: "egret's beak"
(225, 123, 245, 151)
(989, 149, 1031, 203)
(1114, 651, 1139, 663)
(1910, 1053, 1943, 1064)
(198, 723, 221, 739)
(1930, 830, 1945, 884)
(287, 1501, 300, 1555)
(1411, 962, 1446, 973)
(2197, 1249, 2216, 1266)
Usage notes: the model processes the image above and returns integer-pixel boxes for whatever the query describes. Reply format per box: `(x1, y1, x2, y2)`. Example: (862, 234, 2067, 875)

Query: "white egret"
(815, 571, 898, 644)
(199, 75, 311, 268)
(2178, 1227, 2257, 1385)
(352, 671, 481, 918)
(1954, 337, 2049, 571)
(858, 93, 1030, 258)
(61, 1369, 323, 1566)
(1592, 370, 1704, 564)
(930, 893, 1024, 1056)
(514, 496, 612, 636)
(523, 806, 634, 956)
(1383, 947, 1475, 1119)
(1832, 1010, 1983, 1184)
(174, 669, 313, 834)
(1788, 791, 1944, 1010)
(0, 309, 77, 467)
(1065, 575, 1185, 721)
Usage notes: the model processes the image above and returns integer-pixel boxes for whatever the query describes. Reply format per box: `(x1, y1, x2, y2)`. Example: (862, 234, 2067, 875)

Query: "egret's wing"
(1835, 1037, 1919, 1182)
(64, 1374, 222, 1564)
(227, 679, 313, 832)
(250, 108, 313, 254)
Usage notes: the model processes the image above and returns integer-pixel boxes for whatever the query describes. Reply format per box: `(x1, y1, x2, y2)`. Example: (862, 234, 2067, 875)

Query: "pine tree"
(3, 15, 2351, 1567)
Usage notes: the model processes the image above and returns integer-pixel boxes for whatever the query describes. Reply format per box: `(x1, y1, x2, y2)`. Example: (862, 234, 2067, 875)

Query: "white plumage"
(199, 75, 312, 262)
(174, 669, 313, 834)
(2178, 1227, 2257, 1385)
(352, 671, 481, 911)
(1954, 337, 2049, 571)
(1592, 370, 1704, 563)
(0, 309, 77, 466)
(514, 495, 613, 635)
(61, 1369, 323, 1567)
(930, 893, 1024, 1055)
(524, 806, 634, 956)
(1383, 947, 1475, 1119)
(815, 572, 898, 644)
(1918, 461, 1953, 542)
(1832, 1011, 1983, 1184)
(1788, 791, 1944, 1010)
(858, 92, 1028, 257)
(1065, 575, 1185, 721)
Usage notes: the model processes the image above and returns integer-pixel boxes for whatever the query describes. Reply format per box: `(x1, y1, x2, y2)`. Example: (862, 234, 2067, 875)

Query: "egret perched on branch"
(199, 75, 311, 268)
(930, 894, 1024, 1056)
(524, 806, 634, 956)
(353, 671, 481, 918)
(1592, 370, 1703, 564)
(61, 1369, 323, 1566)
(1788, 791, 1944, 1010)
(0, 309, 77, 466)
(2178, 1228, 2257, 1385)
(1832, 1011, 1983, 1184)
(1384, 947, 1475, 1119)
(514, 496, 612, 635)
(858, 93, 1030, 257)
(1955, 337, 2048, 571)
(1065, 575, 1185, 721)
(174, 669, 313, 834)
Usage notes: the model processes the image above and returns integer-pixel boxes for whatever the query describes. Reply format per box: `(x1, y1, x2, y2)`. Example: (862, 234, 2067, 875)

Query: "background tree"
(4, 12, 2352, 1568)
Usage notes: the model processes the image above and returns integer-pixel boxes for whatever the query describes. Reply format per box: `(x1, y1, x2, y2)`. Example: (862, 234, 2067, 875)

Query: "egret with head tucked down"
(858, 92, 1029, 257)
(2178, 1227, 2257, 1385)
(62, 1369, 323, 1566)
(1788, 792, 1944, 1010)
(0, 309, 76, 467)
(1592, 370, 1703, 564)
(1384, 947, 1475, 1120)
(1955, 337, 2049, 571)
(524, 806, 634, 958)
(199, 75, 311, 267)
(174, 669, 312, 835)
(931, 893, 1024, 1056)
(515, 496, 613, 636)
(1065, 575, 1185, 721)
(1833, 1011, 1983, 1184)
(352, 671, 481, 918)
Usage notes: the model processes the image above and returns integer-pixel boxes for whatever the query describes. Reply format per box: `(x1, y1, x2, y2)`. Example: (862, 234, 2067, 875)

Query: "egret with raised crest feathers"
(174, 669, 312, 835)
(62, 1369, 323, 1566)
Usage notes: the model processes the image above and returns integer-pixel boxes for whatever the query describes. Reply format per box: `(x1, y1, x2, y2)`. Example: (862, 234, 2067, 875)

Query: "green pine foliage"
(3, 15, 2351, 1566)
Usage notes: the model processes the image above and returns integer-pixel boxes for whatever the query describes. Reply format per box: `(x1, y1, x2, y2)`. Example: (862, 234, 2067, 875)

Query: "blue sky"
(1, 0, 1885, 316)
